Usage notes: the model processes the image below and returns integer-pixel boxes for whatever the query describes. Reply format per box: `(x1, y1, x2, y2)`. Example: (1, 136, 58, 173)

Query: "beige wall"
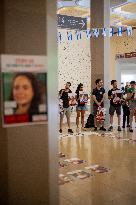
(58, 29, 91, 93)
(58, 28, 136, 92)
(110, 29, 136, 82)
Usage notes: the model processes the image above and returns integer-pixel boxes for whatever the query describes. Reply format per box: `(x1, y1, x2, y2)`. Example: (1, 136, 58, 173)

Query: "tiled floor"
(59, 122, 136, 205)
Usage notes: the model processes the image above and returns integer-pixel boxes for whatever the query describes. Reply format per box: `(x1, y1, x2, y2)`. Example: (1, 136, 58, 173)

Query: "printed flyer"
(1, 54, 47, 127)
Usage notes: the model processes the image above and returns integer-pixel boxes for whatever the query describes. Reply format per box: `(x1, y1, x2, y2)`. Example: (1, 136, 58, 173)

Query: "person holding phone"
(59, 82, 73, 134)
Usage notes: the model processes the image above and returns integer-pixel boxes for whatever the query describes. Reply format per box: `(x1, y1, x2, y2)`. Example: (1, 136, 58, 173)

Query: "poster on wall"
(1, 54, 47, 127)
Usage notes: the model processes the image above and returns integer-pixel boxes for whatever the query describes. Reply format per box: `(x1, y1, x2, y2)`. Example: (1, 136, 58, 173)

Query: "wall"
(0, 1, 57, 204)
(58, 29, 91, 94)
(121, 71, 136, 85)
(120, 63, 136, 84)
(110, 29, 136, 82)
(58, 28, 136, 93)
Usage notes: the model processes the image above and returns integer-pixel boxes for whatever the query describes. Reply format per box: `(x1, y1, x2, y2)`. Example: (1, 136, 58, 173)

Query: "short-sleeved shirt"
(76, 91, 88, 107)
(92, 87, 105, 106)
(59, 89, 72, 108)
(108, 88, 122, 107)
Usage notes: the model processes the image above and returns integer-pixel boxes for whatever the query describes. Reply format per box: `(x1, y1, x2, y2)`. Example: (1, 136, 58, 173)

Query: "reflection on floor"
(59, 125, 136, 205)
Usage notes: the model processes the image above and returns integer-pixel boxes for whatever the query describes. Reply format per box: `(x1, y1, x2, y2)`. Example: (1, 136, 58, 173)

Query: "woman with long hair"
(11, 72, 42, 121)
(75, 83, 88, 132)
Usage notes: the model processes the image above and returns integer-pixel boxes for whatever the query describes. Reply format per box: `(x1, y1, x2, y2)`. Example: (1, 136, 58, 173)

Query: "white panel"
(58, 29, 91, 94)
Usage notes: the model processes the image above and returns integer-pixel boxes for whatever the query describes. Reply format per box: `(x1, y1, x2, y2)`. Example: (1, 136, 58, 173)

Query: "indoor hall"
(58, 0, 136, 205)
(0, 0, 136, 205)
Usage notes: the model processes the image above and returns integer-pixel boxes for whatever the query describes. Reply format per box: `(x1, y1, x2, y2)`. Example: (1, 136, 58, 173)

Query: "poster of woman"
(1, 55, 47, 126)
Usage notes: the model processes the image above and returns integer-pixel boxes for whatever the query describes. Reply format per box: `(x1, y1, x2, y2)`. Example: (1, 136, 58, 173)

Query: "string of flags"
(57, 26, 133, 43)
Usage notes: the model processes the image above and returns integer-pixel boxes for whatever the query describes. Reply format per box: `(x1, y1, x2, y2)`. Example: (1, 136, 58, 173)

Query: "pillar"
(0, 0, 59, 204)
(91, 0, 110, 123)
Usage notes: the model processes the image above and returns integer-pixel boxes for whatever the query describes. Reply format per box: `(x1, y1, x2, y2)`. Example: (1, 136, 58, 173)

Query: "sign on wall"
(57, 14, 87, 30)
(116, 51, 136, 59)
(1, 55, 47, 127)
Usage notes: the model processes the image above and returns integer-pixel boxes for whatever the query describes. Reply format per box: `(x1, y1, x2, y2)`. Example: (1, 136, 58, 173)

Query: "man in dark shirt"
(108, 80, 122, 131)
(59, 82, 73, 134)
(92, 79, 106, 131)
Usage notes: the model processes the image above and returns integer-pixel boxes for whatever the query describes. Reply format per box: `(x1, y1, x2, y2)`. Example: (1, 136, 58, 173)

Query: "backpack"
(85, 114, 94, 128)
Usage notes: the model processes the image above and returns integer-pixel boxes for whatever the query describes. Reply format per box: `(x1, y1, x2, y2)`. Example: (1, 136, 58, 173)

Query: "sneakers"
(129, 128, 133, 132)
(122, 125, 130, 128)
(94, 127, 106, 131)
(117, 126, 122, 131)
(59, 129, 74, 134)
(99, 126, 106, 131)
(108, 126, 121, 131)
(108, 126, 113, 131)
(68, 129, 73, 134)
(59, 129, 62, 133)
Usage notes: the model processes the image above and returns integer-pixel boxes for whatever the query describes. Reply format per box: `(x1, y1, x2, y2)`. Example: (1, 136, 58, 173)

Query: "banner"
(57, 26, 133, 43)
(1, 55, 47, 127)
(116, 51, 136, 59)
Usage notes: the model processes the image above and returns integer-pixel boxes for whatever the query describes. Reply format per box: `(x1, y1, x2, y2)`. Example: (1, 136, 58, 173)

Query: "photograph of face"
(13, 75, 34, 109)
(3, 72, 47, 125)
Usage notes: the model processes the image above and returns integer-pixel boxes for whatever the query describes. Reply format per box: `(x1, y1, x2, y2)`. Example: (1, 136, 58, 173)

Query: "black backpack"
(85, 114, 94, 128)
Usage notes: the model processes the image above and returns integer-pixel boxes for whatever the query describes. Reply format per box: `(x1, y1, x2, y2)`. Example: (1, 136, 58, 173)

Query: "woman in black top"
(75, 83, 88, 132)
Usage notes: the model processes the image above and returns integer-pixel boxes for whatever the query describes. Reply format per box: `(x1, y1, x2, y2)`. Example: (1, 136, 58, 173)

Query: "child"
(122, 94, 130, 128)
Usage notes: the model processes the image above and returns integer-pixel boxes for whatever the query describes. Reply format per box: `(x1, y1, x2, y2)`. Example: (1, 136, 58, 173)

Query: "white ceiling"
(57, 0, 136, 27)
(57, 0, 130, 9)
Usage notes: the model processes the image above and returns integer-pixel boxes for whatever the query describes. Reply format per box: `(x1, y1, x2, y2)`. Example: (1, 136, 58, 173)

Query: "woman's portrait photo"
(3, 72, 47, 125)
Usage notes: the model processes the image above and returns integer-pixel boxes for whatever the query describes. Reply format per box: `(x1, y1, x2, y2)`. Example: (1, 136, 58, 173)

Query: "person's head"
(11, 72, 41, 112)
(65, 82, 71, 89)
(95, 79, 103, 88)
(111, 80, 117, 89)
(130, 81, 136, 89)
(76, 83, 83, 93)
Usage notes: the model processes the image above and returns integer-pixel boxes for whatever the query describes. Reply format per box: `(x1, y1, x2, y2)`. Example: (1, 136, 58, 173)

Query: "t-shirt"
(108, 88, 122, 107)
(59, 89, 72, 108)
(92, 87, 105, 106)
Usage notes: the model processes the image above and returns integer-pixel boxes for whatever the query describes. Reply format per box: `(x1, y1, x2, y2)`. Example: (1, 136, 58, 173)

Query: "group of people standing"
(59, 79, 136, 133)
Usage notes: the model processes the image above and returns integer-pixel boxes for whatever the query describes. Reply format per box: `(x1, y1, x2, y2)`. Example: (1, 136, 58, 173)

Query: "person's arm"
(75, 92, 79, 101)
(100, 89, 106, 104)
(120, 90, 124, 103)
(59, 89, 64, 98)
(101, 92, 106, 104)
(92, 95, 101, 106)
(108, 90, 112, 100)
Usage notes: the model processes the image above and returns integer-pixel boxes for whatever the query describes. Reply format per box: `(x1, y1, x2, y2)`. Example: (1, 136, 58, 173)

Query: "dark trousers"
(122, 105, 130, 127)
